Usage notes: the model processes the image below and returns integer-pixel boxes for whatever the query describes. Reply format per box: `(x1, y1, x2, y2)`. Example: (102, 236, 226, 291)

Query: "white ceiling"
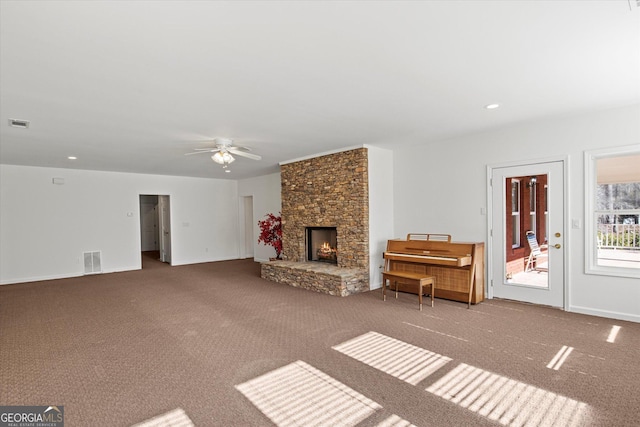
(1, 1, 638, 179)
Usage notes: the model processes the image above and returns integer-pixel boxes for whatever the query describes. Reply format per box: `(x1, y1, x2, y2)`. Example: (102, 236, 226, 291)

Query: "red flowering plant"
(258, 212, 282, 259)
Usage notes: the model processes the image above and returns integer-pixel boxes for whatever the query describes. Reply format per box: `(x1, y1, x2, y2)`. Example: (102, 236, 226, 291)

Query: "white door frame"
(238, 195, 255, 259)
(158, 194, 172, 264)
(486, 156, 570, 309)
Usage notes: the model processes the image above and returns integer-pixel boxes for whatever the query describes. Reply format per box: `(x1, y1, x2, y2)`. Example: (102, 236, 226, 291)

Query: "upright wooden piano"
(383, 234, 484, 306)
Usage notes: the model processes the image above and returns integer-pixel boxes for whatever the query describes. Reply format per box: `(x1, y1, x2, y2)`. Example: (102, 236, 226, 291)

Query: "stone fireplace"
(261, 148, 370, 296)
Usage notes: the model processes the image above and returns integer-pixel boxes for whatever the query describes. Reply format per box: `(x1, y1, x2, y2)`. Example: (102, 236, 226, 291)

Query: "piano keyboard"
(384, 251, 472, 267)
(385, 252, 458, 261)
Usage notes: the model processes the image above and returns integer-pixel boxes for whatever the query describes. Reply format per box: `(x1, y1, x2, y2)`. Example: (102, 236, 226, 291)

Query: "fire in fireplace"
(306, 227, 337, 264)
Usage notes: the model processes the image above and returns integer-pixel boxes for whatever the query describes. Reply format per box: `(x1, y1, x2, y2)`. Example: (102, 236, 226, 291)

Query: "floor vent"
(83, 251, 102, 274)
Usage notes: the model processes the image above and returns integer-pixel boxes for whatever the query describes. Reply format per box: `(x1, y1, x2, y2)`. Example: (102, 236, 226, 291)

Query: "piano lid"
(384, 251, 472, 267)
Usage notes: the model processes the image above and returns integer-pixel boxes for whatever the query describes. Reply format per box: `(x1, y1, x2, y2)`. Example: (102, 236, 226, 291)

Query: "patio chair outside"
(525, 231, 548, 272)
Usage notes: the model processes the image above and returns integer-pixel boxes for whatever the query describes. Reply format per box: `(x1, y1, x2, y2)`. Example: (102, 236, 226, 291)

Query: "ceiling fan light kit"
(212, 151, 235, 165)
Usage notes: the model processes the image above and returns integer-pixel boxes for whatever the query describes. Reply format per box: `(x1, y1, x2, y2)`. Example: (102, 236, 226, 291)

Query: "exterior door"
(490, 161, 565, 307)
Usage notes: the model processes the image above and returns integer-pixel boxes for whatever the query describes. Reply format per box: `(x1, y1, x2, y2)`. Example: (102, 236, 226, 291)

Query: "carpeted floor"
(1, 254, 639, 426)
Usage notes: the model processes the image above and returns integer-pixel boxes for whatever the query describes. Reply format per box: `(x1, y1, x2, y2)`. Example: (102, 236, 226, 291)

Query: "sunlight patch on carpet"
(606, 325, 621, 343)
(426, 363, 590, 427)
(131, 408, 194, 427)
(235, 360, 381, 427)
(546, 345, 574, 370)
(332, 331, 452, 385)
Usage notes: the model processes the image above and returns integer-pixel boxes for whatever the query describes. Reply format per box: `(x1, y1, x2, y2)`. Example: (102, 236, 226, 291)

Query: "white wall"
(392, 104, 640, 322)
(367, 145, 395, 289)
(238, 172, 282, 262)
(0, 165, 239, 284)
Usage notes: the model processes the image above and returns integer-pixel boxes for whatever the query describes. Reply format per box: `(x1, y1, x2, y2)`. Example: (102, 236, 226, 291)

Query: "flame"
(318, 242, 336, 254)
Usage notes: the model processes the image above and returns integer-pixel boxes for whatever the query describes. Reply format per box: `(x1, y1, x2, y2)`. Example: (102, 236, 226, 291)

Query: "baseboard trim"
(171, 256, 243, 266)
(569, 305, 640, 323)
(0, 265, 145, 286)
(1, 272, 84, 285)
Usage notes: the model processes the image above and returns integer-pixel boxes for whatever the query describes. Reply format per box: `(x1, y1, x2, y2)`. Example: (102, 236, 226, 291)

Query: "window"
(585, 146, 640, 278)
(512, 179, 520, 248)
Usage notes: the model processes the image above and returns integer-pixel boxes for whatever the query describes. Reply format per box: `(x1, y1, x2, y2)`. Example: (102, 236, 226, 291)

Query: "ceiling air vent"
(8, 118, 30, 129)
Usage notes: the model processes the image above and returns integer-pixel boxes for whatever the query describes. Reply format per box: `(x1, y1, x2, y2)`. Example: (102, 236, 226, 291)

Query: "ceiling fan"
(185, 137, 262, 169)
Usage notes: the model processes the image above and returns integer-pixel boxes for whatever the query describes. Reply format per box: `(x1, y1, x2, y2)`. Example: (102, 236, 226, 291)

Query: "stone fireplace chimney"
(281, 148, 369, 270)
(261, 147, 371, 295)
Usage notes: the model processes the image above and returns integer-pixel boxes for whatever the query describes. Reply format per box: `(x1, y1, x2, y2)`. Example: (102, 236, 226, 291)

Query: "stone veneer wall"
(281, 148, 369, 270)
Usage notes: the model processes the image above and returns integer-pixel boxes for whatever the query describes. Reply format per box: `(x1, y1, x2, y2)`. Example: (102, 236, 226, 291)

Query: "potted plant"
(258, 212, 282, 260)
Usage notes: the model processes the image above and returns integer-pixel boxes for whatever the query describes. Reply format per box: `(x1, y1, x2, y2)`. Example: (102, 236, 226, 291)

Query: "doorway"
(140, 195, 159, 252)
(489, 160, 566, 308)
(139, 194, 172, 266)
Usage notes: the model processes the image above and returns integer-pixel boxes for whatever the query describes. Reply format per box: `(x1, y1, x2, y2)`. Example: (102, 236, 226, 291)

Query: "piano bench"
(382, 271, 435, 311)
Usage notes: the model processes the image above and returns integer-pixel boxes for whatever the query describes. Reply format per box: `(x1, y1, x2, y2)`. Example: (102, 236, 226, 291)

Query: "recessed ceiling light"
(485, 104, 500, 110)
(225, 169, 231, 173)
(67, 156, 77, 160)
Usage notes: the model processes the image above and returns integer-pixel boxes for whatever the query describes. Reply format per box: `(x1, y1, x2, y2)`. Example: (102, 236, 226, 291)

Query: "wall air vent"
(83, 251, 102, 274)
(8, 118, 30, 129)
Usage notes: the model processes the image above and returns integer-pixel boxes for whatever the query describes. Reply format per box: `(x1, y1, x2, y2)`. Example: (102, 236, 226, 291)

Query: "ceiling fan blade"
(231, 145, 252, 152)
(184, 149, 219, 156)
(228, 148, 261, 160)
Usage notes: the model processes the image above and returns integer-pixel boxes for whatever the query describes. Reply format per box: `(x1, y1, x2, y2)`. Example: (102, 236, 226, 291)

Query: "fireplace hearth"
(307, 227, 337, 264)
